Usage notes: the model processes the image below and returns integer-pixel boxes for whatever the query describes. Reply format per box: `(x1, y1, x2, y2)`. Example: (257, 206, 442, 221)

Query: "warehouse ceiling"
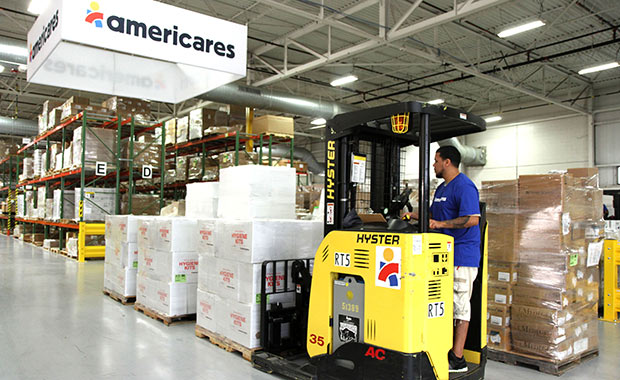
(1, 0, 619, 130)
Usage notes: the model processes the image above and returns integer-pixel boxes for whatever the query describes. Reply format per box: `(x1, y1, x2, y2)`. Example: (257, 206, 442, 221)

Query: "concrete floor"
(0, 235, 618, 380)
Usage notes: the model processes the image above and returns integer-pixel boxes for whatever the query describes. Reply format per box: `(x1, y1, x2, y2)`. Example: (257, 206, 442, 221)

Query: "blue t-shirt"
(429, 173, 481, 267)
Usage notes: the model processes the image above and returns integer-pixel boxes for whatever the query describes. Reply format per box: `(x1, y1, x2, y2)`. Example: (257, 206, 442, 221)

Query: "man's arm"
(430, 215, 479, 229)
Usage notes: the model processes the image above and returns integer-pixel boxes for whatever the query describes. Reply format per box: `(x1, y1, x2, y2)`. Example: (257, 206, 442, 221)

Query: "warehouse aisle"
(0, 235, 618, 380)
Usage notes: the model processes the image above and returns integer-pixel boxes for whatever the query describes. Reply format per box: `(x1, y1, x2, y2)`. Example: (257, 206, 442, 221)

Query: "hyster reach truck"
(253, 101, 488, 380)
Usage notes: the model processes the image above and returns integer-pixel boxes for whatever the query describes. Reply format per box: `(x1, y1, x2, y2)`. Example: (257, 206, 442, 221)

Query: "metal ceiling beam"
(400, 45, 589, 115)
(251, 0, 511, 87)
(252, 0, 379, 56)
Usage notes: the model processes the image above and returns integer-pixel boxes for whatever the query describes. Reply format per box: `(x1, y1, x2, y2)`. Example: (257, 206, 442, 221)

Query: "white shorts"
(454, 266, 478, 322)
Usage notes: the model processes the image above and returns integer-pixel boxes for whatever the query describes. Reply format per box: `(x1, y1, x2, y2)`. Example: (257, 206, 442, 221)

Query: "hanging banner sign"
(27, 0, 247, 103)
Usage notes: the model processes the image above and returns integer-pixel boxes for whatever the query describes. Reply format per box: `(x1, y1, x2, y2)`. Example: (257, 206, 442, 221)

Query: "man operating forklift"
(405, 145, 480, 373)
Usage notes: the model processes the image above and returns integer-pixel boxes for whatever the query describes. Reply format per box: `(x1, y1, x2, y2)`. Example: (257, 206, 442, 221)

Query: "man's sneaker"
(448, 350, 468, 373)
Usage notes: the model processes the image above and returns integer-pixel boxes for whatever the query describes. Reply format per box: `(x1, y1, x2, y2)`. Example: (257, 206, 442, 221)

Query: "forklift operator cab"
(308, 101, 488, 380)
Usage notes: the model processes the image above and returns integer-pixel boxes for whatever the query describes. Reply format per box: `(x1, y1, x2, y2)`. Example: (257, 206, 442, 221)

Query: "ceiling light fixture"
(311, 118, 326, 125)
(309, 125, 326, 130)
(498, 20, 545, 38)
(484, 116, 502, 123)
(330, 75, 358, 87)
(578, 62, 620, 75)
(28, 0, 49, 15)
(428, 99, 444, 105)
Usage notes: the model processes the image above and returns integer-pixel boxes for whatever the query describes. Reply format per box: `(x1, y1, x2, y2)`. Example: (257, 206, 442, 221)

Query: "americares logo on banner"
(83, 0, 236, 59)
(29, 9, 60, 63)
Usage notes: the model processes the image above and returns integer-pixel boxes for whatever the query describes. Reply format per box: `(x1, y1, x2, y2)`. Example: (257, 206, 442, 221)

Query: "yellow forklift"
(253, 101, 488, 380)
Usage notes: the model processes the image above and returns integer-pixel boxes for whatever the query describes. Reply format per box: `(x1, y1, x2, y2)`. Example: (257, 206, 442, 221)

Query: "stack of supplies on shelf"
(74, 187, 115, 222)
(137, 217, 198, 317)
(52, 189, 75, 220)
(72, 127, 117, 170)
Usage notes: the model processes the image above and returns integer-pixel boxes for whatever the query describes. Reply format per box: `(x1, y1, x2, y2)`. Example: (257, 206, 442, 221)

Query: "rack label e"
(95, 162, 107, 176)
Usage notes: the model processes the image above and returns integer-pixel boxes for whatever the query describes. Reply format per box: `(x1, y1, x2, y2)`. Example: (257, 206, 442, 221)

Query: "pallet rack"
(13, 111, 163, 261)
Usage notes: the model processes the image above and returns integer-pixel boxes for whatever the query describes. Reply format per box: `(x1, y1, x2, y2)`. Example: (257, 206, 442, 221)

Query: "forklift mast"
(324, 101, 486, 235)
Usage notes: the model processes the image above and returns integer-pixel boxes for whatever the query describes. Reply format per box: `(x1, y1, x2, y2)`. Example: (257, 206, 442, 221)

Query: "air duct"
(199, 84, 358, 119)
(266, 144, 325, 175)
(0, 36, 27, 66)
(0, 116, 38, 137)
(438, 137, 487, 166)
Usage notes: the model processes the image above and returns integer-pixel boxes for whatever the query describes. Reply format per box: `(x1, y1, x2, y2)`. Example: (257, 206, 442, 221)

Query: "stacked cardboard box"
(104, 215, 143, 297)
(164, 119, 176, 146)
(121, 136, 161, 168)
(72, 127, 117, 169)
(23, 158, 34, 180)
(137, 218, 198, 317)
(38, 100, 63, 134)
(480, 180, 519, 352)
(252, 115, 294, 137)
(0, 139, 19, 157)
(102, 96, 151, 122)
(175, 156, 188, 182)
(53, 189, 75, 220)
(74, 187, 115, 221)
(186, 182, 218, 218)
(218, 151, 257, 169)
(176, 116, 189, 144)
(120, 194, 160, 216)
(483, 171, 603, 362)
(195, 166, 322, 349)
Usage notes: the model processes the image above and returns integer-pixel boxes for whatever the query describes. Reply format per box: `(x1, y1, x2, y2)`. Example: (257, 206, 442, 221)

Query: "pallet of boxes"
(194, 164, 323, 360)
(483, 169, 604, 375)
(103, 215, 141, 304)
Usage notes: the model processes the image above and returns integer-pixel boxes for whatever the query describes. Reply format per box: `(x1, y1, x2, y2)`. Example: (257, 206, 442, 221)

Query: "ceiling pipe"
(438, 138, 487, 166)
(199, 83, 358, 120)
(0, 36, 27, 66)
(0, 116, 38, 136)
(266, 144, 325, 175)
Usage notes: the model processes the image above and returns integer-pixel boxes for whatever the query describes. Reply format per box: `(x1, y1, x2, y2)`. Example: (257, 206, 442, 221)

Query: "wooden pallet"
(194, 325, 258, 362)
(50, 248, 60, 254)
(103, 288, 136, 305)
(259, 132, 293, 139)
(134, 303, 195, 326)
(488, 348, 599, 376)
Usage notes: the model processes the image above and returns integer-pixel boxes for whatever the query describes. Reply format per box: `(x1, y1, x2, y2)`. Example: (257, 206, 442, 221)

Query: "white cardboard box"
(138, 249, 199, 284)
(137, 275, 197, 317)
(196, 218, 217, 256)
(216, 219, 323, 263)
(186, 183, 218, 218)
(104, 262, 137, 297)
(196, 288, 220, 332)
(155, 217, 198, 252)
(105, 215, 143, 243)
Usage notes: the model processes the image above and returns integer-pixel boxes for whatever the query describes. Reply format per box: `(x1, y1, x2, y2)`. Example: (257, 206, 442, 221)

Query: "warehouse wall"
(593, 91, 620, 189)
(463, 105, 590, 186)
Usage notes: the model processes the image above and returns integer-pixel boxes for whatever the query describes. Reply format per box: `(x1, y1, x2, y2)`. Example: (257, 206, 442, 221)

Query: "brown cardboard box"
(512, 327, 598, 361)
(481, 180, 518, 211)
(488, 261, 518, 284)
(486, 213, 519, 263)
(567, 168, 599, 188)
(218, 151, 257, 168)
(65, 96, 90, 106)
(488, 303, 511, 327)
(164, 119, 176, 145)
(487, 326, 511, 352)
(48, 108, 63, 129)
(512, 285, 573, 310)
(488, 281, 513, 306)
(511, 304, 573, 326)
(253, 115, 294, 136)
(121, 138, 161, 168)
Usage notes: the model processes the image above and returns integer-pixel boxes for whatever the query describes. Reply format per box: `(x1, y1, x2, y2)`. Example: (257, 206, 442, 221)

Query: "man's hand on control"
(402, 212, 419, 220)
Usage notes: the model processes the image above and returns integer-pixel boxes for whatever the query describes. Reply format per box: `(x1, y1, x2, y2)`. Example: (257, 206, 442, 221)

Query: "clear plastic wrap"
(23, 157, 34, 179)
(164, 118, 176, 145)
(102, 96, 151, 123)
(121, 137, 161, 168)
(121, 194, 160, 216)
(483, 170, 602, 361)
(72, 127, 117, 168)
(175, 156, 188, 182)
(186, 182, 218, 218)
(217, 165, 296, 220)
(218, 151, 257, 169)
(176, 116, 189, 144)
(74, 187, 115, 221)
(53, 189, 75, 220)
